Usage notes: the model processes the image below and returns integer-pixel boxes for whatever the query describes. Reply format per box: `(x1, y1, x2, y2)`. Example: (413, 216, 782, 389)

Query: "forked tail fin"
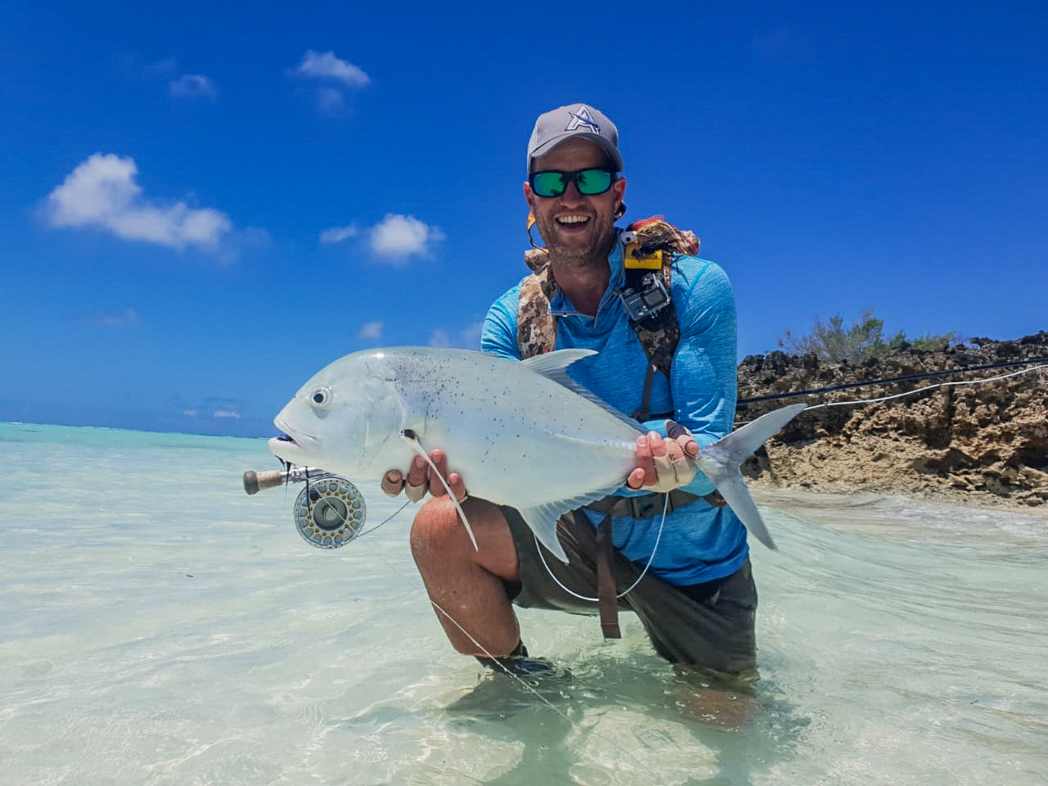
(694, 403, 806, 550)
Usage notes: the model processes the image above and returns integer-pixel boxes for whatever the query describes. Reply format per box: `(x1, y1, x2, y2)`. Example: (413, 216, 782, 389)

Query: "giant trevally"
(269, 347, 805, 561)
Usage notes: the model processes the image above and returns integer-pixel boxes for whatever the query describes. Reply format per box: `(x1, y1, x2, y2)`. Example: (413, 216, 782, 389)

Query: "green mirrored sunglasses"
(529, 168, 616, 198)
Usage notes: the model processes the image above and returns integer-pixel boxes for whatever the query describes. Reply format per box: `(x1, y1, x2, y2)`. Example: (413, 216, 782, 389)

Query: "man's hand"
(626, 420, 700, 493)
(381, 449, 468, 504)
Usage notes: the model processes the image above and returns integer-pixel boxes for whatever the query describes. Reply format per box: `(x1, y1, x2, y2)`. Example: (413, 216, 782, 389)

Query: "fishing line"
(803, 363, 1047, 411)
(356, 498, 412, 538)
(735, 362, 1047, 426)
(399, 430, 479, 552)
(348, 447, 648, 764)
(273, 469, 608, 743)
(737, 355, 1048, 406)
(397, 429, 673, 604)
(372, 549, 650, 769)
(534, 493, 671, 604)
(265, 455, 694, 763)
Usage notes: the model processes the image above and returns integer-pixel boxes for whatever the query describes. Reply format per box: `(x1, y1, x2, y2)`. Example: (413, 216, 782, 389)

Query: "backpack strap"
(623, 218, 699, 379)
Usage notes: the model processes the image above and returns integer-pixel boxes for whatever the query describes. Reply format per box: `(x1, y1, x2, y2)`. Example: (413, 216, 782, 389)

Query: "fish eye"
(309, 386, 332, 408)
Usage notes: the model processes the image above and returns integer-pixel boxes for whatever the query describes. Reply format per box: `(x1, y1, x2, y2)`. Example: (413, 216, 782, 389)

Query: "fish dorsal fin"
(522, 349, 644, 432)
(516, 483, 623, 563)
(521, 348, 596, 377)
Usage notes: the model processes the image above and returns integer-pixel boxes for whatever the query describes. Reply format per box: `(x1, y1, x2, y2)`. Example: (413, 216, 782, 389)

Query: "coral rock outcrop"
(737, 332, 1048, 507)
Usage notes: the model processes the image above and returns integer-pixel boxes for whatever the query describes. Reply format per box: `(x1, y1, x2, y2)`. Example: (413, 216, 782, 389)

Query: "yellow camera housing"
(624, 242, 663, 270)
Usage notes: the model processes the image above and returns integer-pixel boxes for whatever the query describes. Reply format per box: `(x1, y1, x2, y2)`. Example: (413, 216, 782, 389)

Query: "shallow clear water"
(1, 423, 1046, 785)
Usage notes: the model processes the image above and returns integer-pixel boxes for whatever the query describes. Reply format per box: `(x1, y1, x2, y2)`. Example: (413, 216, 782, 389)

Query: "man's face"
(524, 137, 626, 268)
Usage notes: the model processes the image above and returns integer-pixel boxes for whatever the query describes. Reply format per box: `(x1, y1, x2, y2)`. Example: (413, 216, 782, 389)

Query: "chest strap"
(595, 514, 621, 639)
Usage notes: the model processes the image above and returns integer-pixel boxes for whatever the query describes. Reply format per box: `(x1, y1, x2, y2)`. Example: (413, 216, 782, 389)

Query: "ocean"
(1, 422, 1046, 785)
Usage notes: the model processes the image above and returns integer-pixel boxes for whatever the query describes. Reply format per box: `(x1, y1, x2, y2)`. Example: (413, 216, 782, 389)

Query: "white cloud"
(428, 322, 483, 349)
(460, 321, 484, 349)
(358, 321, 383, 340)
(319, 223, 360, 244)
(170, 74, 217, 101)
(370, 214, 445, 260)
(183, 409, 198, 417)
(213, 410, 241, 419)
(84, 308, 141, 327)
(293, 50, 370, 87)
(45, 154, 232, 250)
(428, 329, 452, 348)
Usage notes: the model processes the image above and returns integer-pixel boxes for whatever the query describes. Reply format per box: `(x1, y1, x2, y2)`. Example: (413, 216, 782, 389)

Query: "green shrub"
(778, 309, 957, 363)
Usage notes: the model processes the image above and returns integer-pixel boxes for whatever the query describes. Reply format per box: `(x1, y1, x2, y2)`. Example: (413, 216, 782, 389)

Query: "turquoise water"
(1, 422, 1046, 785)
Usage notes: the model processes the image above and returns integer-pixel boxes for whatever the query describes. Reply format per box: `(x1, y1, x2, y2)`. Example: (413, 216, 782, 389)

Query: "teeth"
(557, 216, 589, 224)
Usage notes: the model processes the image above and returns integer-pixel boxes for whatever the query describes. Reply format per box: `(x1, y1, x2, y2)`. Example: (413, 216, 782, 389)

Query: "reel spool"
(292, 475, 366, 549)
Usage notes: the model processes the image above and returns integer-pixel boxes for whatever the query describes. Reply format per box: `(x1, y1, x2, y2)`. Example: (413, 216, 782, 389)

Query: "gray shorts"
(502, 506, 758, 677)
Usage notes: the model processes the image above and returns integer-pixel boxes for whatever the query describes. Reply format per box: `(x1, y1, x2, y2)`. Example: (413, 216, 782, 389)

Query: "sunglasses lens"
(576, 169, 613, 195)
(531, 171, 566, 197)
(531, 169, 615, 198)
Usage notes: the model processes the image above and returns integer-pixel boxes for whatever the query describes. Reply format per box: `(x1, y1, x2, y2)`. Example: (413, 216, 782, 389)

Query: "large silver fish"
(269, 347, 805, 561)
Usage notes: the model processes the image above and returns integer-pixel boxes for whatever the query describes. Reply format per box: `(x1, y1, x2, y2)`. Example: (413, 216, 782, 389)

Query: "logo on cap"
(565, 105, 601, 135)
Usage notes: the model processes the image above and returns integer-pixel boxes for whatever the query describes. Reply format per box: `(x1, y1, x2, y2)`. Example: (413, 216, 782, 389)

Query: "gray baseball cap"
(527, 103, 623, 174)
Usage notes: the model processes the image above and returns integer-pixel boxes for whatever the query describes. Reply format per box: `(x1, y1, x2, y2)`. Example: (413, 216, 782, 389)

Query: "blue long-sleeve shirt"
(481, 235, 749, 586)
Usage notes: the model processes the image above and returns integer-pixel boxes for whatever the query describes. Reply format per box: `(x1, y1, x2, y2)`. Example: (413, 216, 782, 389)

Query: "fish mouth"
(270, 418, 320, 460)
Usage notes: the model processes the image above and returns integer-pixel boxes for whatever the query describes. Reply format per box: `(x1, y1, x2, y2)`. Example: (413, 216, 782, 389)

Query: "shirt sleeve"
(664, 258, 739, 496)
(481, 284, 524, 361)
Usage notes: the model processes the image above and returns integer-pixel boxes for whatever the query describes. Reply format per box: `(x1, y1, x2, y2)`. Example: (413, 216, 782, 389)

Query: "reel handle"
(243, 469, 286, 495)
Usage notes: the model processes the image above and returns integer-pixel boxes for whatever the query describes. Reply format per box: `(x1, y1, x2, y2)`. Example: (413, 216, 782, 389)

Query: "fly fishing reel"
(243, 466, 366, 549)
(293, 475, 366, 549)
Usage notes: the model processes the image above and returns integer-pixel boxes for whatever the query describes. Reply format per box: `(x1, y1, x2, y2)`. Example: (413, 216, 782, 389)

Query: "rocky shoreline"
(737, 332, 1048, 509)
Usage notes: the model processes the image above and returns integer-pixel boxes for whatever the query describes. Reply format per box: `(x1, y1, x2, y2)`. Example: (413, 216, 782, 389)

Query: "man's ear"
(523, 181, 536, 213)
(613, 176, 627, 219)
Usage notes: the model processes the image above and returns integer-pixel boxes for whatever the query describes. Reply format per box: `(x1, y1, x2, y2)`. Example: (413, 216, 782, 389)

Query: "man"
(382, 103, 756, 685)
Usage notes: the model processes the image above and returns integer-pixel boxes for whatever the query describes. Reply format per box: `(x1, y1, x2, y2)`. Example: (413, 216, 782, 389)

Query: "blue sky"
(2, 0, 1045, 437)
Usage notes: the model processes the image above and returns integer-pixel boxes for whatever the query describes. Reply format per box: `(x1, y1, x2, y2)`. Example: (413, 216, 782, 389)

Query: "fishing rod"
(247, 358, 1046, 549)
(243, 466, 367, 549)
(737, 355, 1048, 406)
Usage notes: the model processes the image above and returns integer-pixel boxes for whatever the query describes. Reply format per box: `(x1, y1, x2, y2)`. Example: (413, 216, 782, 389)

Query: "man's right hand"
(626, 420, 700, 493)
(381, 449, 469, 504)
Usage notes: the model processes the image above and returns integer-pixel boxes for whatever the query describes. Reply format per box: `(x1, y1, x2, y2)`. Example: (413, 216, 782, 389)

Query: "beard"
(534, 214, 618, 271)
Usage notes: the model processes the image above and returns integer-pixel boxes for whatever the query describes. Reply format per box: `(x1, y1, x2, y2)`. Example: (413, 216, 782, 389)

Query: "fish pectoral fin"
(517, 486, 621, 564)
(518, 507, 569, 563)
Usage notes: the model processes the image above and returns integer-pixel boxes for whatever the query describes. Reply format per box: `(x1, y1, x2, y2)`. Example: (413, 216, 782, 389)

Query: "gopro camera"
(619, 272, 671, 322)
